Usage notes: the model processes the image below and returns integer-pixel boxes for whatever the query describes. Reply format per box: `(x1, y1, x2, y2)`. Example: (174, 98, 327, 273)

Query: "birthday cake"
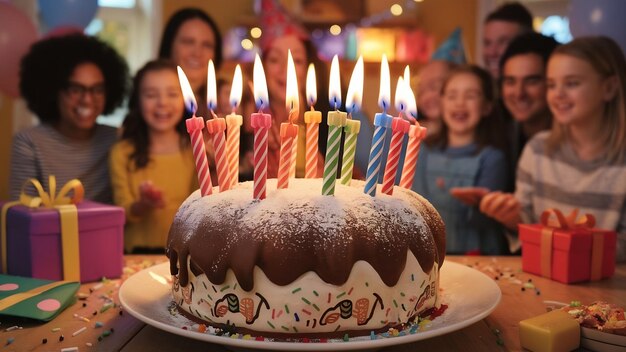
(166, 178, 445, 338)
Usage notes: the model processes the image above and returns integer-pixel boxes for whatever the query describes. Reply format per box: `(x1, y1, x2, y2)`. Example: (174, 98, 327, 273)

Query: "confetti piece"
(72, 327, 87, 337)
(51, 327, 61, 332)
(61, 348, 79, 352)
(100, 303, 113, 313)
(5, 326, 18, 332)
(86, 342, 93, 347)
(95, 322, 104, 328)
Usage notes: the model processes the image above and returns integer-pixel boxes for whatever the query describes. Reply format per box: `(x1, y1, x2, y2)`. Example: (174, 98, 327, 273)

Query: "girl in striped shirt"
(480, 36, 626, 261)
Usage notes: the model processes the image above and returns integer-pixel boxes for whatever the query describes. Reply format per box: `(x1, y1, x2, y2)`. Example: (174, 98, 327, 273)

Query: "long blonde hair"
(546, 36, 626, 164)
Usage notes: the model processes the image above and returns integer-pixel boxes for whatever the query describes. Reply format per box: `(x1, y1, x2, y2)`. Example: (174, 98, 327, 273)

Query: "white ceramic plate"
(119, 261, 501, 351)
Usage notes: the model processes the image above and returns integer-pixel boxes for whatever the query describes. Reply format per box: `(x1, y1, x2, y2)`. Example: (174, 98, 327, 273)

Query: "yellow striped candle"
(304, 64, 321, 178)
(225, 65, 243, 188)
(341, 56, 364, 185)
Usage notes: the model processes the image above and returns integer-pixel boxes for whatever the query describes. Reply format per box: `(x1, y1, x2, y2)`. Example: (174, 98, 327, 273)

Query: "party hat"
(260, 0, 309, 51)
(431, 27, 467, 64)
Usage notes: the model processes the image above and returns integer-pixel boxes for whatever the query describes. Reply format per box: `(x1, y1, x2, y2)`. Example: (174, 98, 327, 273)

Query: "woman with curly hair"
(109, 59, 197, 253)
(10, 34, 129, 203)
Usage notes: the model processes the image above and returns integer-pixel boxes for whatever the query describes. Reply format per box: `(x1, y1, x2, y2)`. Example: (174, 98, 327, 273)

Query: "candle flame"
(253, 54, 269, 110)
(403, 65, 411, 86)
(230, 64, 243, 110)
(285, 50, 299, 119)
(394, 76, 407, 114)
(346, 56, 363, 114)
(177, 66, 197, 115)
(329, 55, 342, 109)
(306, 63, 317, 107)
(206, 60, 217, 111)
(378, 54, 390, 112)
(405, 77, 418, 120)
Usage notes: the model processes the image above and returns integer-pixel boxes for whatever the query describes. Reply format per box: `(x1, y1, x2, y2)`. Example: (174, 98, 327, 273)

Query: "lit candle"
(278, 50, 299, 189)
(204, 60, 230, 192)
(322, 55, 347, 196)
(225, 65, 243, 188)
(304, 63, 321, 178)
(381, 77, 410, 195)
(364, 54, 393, 196)
(251, 54, 272, 200)
(340, 56, 363, 185)
(177, 66, 213, 196)
(399, 70, 427, 188)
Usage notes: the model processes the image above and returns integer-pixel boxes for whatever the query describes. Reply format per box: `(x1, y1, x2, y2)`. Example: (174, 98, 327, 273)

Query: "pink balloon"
(0, 2, 38, 98)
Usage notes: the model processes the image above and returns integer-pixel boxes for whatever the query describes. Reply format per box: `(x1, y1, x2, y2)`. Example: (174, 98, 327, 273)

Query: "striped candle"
(225, 114, 242, 187)
(277, 123, 298, 189)
(381, 117, 410, 195)
(399, 124, 427, 189)
(205, 117, 230, 192)
(340, 120, 361, 185)
(304, 109, 321, 178)
(289, 131, 298, 179)
(251, 113, 271, 199)
(178, 66, 212, 196)
(186, 117, 212, 196)
(322, 111, 347, 195)
(304, 64, 321, 178)
(364, 55, 392, 196)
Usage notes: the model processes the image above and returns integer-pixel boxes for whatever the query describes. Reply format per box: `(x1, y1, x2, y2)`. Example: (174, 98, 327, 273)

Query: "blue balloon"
(569, 0, 626, 52)
(38, 0, 99, 30)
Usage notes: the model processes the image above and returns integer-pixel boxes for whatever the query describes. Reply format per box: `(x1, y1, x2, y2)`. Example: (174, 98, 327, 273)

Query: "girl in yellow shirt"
(110, 60, 197, 253)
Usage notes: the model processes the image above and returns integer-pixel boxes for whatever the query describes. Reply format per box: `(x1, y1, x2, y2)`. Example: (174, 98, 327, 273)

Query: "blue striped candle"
(364, 113, 392, 195)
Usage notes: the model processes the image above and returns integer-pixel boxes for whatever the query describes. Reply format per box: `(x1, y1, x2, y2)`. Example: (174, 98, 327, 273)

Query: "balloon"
(0, 2, 38, 98)
(38, 0, 99, 30)
(569, 0, 626, 52)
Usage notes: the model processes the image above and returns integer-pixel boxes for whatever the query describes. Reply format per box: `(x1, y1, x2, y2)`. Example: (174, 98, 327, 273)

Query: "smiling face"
(57, 62, 105, 138)
(140, 69, 184, 134)
(546, 54, 612, 129)
(171, 18, 216, 91)
(483, 20, 524, 78)
(417, 61, 451, 121)
(263, 35, 307, 105)
(442, 72, 489, 139)
(502, 53, 549, 123)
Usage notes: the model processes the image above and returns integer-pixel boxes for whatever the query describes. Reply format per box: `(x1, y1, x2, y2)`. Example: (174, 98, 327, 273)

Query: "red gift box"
(1, 177, 124, 282)
(519, 209, 616, 284)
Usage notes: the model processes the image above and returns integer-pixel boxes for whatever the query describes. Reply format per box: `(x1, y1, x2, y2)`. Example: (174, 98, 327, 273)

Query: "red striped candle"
(277, 122, 298, 189)
(186, 117, 212, 196)
(399, 124, 427, 189)
(205, 117, 230, 192)
(381, 117, 410, 195)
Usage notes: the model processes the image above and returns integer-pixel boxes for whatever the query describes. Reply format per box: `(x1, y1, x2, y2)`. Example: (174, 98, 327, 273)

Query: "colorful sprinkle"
(336, 292, 346, 299)
(220, 285, 230, 292)
(60, 348, 78, 352)
(202, 281, 207, 290)
(312, 290, 319, 297)
(95, 321, 104, 328)
(400, 292, 406, 297)
(5, 326, 19, 332)
(267, 321, 275, 329)
(393, 299, 398, 308)
(348, 287, 354, 295)
(51, 328, 61, 332)
(243, 334, 252, 340)
(301, 297, 311, 305)
(343, 333, 349, 341)
(284, 304, 290, 314)
(206, 293, 212, 300)
(370, 331, 376, 340)
(420, 280, 425, 288)
(291, 287, 302, 294)
(5, 338, 14, 346)
(42, 338, 48, 344)
(99, 303, 113, 313)
(72, 327, 87, 337)
(312, 304, 320, 312)
(276, 310, 283, 318)
(233, 283, 237, 291)
(302, 309, 312, 315)
(294, 313, 300, 322)
(86, 342, 93, 347)
(281, 326, 289, 332)
(327, 293, 331, 303)
(411, 274, 414, 281)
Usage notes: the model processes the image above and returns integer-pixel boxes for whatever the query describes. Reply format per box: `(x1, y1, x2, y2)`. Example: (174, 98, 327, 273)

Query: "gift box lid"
(519, 223, 616, 253)
(5, 201, 124, 236)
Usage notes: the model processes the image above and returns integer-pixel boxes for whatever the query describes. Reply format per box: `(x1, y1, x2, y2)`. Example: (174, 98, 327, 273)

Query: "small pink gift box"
(2, 201, 124, 282)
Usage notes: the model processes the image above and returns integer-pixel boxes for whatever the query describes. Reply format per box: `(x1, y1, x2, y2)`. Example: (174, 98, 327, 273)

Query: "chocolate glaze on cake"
(167, 179, 445, 292)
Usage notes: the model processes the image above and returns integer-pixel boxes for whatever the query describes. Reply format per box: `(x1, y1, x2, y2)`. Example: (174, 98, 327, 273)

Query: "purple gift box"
(2, 201, 124, 282)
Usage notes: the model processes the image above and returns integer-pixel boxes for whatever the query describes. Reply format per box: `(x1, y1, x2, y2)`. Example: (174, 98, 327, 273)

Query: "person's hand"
(450, 187, 489, 206)
(139, 181, 165, 209)
(479, 191, 521, 230)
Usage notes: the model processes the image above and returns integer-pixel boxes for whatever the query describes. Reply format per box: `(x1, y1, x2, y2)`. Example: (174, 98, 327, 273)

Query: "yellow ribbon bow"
(539, 208, 603, 280)
(2, 176, 84, 281)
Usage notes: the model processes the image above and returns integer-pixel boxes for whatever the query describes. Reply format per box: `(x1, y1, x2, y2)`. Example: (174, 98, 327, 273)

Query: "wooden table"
(3, 255, 625, 351)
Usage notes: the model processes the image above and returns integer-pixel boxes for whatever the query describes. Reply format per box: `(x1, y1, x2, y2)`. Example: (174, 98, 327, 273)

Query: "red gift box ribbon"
(539, 208, 603, 281)
(1, 176, 84, 281)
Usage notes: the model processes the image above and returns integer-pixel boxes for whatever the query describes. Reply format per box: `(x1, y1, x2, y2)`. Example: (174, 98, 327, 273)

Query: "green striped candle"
(322, 111, 347, 195)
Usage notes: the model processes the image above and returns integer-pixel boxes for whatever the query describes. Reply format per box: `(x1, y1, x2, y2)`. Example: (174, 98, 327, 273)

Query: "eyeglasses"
(63, 81, 106, 99)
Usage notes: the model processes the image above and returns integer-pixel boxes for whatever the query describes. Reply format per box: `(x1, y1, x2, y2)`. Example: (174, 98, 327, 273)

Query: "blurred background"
(1, 0, 624, 199)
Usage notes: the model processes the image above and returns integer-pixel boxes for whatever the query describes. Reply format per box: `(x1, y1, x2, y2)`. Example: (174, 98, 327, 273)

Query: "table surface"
(2, 255, 625, 351)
